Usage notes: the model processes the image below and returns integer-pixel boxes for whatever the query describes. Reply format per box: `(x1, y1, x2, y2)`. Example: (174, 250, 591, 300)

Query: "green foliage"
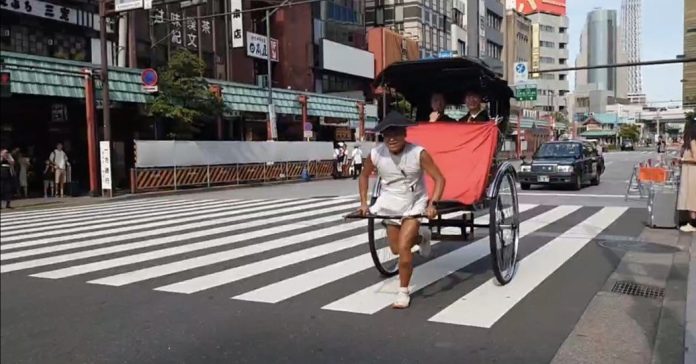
(618, 124, 641, 142)
(148, 49, 224, 139)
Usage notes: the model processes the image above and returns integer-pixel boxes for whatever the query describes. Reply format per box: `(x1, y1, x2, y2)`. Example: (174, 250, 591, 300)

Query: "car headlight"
(520, 165, 531, 172)
(557, 165, 574, 173)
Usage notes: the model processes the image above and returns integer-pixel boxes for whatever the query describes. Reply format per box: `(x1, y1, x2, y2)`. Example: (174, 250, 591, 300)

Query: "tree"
(618, 124, 641, 142)
(148, 49, 224, 139)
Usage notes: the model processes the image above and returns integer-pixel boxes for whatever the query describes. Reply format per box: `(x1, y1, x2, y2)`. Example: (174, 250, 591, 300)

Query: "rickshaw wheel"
(367, 218, 399, 277)
(488, 163, 520, 285)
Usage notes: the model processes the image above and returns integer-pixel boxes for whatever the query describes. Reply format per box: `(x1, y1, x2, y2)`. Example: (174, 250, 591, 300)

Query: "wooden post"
(357, 101, 365, 141)
(83, 69, 99, 196)
(299, 94, 308, 140)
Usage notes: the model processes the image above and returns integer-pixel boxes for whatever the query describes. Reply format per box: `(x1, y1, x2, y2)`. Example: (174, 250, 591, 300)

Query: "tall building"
(365, 0, 452, 59)
(685, 0, 696, 107)
(451, 0, 468, 56)
(503, 8, 532, 86)
(620, 0, 643, 97)
(516, 0, 570, 112)
(575, 8, 628, 100)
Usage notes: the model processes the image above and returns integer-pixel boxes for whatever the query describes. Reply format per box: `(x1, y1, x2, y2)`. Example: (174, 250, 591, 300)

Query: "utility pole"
(99, 0, 112, 141)
(261, 0, 290, 141)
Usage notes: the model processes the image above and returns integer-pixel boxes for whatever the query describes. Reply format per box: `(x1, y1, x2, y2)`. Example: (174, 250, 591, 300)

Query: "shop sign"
(115, 0, 143, 12)
(100, 141, 112, 192)
(335, 127, 352, 141)
(246, 32, 279, 62)
(230, 0, 243, 48)
(1, 0, 101, 30)
(320, 117, 349, 127)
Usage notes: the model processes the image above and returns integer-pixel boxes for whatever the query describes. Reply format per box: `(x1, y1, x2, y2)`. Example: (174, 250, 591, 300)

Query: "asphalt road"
(0, 151, 667, 364)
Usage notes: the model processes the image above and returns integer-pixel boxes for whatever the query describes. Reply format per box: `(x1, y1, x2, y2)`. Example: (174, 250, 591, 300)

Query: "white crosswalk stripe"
(1, 197, 631, 329)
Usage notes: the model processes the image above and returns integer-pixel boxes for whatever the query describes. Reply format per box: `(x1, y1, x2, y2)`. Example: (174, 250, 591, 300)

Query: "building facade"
(451, 0, 468, 56)
(503, 8, 531, 85)
(467, 0, 504, 76)
(526, 11, 570, 112)
(365, 0, 452, 59)
(685, 0, 696, 107)
(620, 0, 643, 97)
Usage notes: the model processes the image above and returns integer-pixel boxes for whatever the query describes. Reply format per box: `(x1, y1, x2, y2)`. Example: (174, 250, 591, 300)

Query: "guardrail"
(130, 160, 336, 193)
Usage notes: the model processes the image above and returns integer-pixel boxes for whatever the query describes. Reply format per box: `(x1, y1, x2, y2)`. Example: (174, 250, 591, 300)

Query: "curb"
(651, 245, 689, 364)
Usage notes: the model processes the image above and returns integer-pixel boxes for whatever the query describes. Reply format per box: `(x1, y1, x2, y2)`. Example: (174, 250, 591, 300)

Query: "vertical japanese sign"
(230, 0, 243, 48)
(99, 141, 112, 193)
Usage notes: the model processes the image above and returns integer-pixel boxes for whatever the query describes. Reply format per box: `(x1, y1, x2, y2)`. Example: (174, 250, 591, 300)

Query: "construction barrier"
(130, 160, 334, 193)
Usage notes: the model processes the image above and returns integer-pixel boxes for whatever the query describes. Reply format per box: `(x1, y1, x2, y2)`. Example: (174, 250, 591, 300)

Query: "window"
(540, 56, 555, 64)
(541, 74, 555, 80)
(486, 41, 502, 60)
(559, 42, 567, 49)
(559, 27, 567, 33)
(540, 41, 555, 48)
(559, 74, 567, 81)
(458, 40, 466, 56)
(453, 9, 465, 28)
(540, 25, 554, 32)
(559, 58, 567, 65)
(486, 10, 502, 31)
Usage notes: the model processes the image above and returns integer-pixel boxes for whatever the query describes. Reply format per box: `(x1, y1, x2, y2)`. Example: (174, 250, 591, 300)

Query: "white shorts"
(369, 191, 428, 226)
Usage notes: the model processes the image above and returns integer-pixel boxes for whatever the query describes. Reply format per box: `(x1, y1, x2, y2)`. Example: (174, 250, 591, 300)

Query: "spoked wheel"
(488, 163, 520, 285)
(367, 218, 399, 277)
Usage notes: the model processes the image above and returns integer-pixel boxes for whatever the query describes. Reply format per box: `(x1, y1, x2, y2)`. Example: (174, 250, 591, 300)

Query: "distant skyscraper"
(621, 0, 643, 96)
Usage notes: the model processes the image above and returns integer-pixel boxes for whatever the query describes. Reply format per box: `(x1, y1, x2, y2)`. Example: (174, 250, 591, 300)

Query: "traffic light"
(0, 71, 10, 98)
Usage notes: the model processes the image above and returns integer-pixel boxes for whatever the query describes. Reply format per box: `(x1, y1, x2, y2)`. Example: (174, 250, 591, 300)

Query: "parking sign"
(513, 62, 528, 85)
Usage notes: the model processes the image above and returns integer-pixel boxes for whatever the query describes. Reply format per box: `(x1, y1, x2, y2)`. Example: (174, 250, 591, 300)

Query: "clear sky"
(566, 0, 684, 105)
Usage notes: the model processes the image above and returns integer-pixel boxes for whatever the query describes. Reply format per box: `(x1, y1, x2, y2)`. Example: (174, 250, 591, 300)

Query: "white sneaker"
(392, 287, 410, 309)
(680, 223, 696, 233)
(418, 227, 432, 258)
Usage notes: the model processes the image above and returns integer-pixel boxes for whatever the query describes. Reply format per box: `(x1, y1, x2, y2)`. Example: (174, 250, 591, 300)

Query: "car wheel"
(521, 183, 531, 190)
(573, 174, 582, 190)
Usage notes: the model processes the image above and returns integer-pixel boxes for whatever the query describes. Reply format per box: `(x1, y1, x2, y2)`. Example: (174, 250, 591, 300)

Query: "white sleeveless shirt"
(369, 143, 429, 220)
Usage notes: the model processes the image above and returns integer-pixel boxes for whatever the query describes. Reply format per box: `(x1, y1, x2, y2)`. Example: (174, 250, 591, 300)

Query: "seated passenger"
(459, 90, 490, 122)
(428, 93, 455, 122)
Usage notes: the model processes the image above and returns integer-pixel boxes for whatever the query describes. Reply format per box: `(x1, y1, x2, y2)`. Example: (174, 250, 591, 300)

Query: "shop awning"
(580, 130, 617, 138)
(219, 83, 302, 115)
(306, 94, 361, 119)
(1, 51, 150, 103)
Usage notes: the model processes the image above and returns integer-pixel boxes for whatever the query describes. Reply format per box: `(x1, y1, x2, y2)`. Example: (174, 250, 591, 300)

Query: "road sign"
(513, 62, 528, 84)
(516, 84, 537, 101)
(143, 0, 152, 9)
(99, 141, 112, 194)
(141, 68, 158, 93)
(115, 0, 143, 11)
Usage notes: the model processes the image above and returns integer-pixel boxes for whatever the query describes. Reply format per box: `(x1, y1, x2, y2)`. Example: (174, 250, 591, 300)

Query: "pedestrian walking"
(1, 148, 15, 209)
(42, 160, 55, 198)
(677, 120, 696, 232)
(351, 145, 363, 180)
(49, 143, 69, 198)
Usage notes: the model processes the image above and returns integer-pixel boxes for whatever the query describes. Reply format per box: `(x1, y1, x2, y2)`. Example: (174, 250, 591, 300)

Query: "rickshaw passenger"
(459, 89, 490, 122)
(428, 93, 455, 122)
(358, 111, 446, 309)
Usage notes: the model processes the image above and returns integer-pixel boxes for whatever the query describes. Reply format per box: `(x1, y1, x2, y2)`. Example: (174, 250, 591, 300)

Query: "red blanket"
(406, 122, 499, 205)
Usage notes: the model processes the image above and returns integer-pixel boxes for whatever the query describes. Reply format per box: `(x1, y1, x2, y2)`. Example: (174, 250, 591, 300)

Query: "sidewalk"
(686, 233, 696, 364)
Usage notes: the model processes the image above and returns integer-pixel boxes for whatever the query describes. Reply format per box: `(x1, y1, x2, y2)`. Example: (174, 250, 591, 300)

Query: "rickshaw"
(347, 57, 521, 285)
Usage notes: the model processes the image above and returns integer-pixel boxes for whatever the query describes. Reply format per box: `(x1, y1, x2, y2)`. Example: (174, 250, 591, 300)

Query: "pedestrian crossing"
(0, 196, 638, 329)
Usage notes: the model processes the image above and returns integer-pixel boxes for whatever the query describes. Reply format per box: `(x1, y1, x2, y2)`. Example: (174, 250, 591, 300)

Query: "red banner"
(406, 122, 499, 206)
(516, 0, 566, 16)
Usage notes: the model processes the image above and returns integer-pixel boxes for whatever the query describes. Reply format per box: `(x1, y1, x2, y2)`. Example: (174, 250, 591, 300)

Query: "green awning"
(2, 51, 151, 103)
(581, 130, 617, 138)
(2, 51, 362, 121)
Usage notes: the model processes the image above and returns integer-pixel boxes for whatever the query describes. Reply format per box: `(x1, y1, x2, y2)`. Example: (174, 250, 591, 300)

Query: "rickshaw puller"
(357, 111, 446, 309)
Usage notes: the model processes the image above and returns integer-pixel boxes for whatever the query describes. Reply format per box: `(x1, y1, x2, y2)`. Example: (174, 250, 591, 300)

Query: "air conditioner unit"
(257, 75, 268, 88)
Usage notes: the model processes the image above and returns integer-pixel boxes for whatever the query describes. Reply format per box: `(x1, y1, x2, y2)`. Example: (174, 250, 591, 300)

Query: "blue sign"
(438, 50, 454, 58)
(515, 63, 526, 74)
(141, 68, 158, 86)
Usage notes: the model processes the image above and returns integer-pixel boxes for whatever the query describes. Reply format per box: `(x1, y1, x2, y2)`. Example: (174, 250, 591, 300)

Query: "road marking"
(0, 198, 285, 243)
(519, 193, 627, 198)
(88, 211, 366, 286)
(0, 199, 293, 250)
(0, 198, 178, 223)
(320, 205, 575, 315)
(0, 199, 212, 230)
(428, 206, 627, 328)
(20, 200, 355, 276)
(0, 199, 232, 236)
(231, 211, 490, 304)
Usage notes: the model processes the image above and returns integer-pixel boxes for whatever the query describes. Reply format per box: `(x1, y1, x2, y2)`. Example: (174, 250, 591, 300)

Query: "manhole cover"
(597, 240, 680, 253)
(610, 281, 664, 299)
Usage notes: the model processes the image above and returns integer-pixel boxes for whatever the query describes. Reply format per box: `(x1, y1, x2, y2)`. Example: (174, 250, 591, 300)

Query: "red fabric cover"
(406, 121, 499, 205)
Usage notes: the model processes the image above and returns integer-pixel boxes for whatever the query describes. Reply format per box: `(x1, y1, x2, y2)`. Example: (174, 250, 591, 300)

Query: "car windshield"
(534, 143, 580, 158)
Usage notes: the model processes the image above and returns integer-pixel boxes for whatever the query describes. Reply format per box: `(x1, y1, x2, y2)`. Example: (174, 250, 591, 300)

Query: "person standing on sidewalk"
(1, 149, 15, 209)
(351, 145, 363, 180)
(678, 119, 696, 232)
(49, 143, 69, 198)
